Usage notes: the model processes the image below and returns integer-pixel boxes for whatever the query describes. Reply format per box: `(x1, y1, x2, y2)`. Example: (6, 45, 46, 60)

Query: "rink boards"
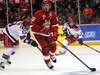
(0, 24, 100, 48)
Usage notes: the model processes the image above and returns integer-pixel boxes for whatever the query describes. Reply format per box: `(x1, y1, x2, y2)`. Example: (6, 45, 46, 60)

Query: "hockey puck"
(91, 68, 96, 72)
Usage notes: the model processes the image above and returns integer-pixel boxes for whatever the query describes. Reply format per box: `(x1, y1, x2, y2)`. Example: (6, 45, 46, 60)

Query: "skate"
(6, 60, 11, 66)
(50, 56, 57, 63)
(55, 51, 66, 56)
(0, 62, 5, 70)
(46, 62, 54, 69)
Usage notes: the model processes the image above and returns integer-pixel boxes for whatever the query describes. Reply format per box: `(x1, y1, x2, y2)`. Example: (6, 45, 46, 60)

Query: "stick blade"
(91, 68, 96, 72)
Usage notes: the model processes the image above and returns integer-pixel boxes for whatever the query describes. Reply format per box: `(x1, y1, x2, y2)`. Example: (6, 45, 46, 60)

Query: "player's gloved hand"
(63, 30, 68, 36)
(40, 26, 49, 34)
(53, 31, 58, 41)
(27, 32, 31, 40)
(27, 39, 38, 47)
(78, 38, 83, 45)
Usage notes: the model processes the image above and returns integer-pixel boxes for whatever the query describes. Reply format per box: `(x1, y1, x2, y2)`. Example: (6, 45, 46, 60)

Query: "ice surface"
(0, 46, 100, 75)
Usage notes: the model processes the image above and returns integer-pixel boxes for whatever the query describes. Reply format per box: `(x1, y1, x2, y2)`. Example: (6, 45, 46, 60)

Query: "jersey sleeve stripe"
(52, 24, 59, 27)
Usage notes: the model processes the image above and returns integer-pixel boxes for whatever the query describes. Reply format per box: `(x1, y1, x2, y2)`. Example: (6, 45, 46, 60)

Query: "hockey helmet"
(69, 18, 74, 23)
(42, 0, 50, 4)
(24, 18, 31, 25)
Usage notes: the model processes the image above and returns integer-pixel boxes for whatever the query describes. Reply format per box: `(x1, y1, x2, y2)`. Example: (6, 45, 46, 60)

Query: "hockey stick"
(37, 46, 50, 55)
(72, 37, 100, 54)
(37, 46, 43, 54)
(83, 43, 100, 53)
(56, 40, 96, 72)
(49, 33, 96, 72)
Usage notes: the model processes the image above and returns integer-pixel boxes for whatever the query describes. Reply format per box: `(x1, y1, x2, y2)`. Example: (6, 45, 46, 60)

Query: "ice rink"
(0, 45, 100, 75)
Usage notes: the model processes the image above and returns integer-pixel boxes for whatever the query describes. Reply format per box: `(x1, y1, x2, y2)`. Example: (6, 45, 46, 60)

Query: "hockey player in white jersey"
(55, 18, 83, 55)
(0, 18, 38, 70)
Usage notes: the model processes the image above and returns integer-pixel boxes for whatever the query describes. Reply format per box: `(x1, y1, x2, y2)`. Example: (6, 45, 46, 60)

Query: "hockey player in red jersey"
(55, 18, 83, 55)
(31, 0, 59, 69)
(0, 18, 38, 70)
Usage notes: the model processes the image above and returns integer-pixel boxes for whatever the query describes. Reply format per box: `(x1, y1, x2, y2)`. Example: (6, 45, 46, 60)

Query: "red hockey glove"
(40, 26, 49, 34)
(53, 31, 58, 41)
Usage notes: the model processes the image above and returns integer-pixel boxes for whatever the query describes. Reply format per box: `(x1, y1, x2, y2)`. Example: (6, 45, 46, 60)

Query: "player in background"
(31, 0, 59, 69)
(55, 18, 83, 56)
(0, 18, 38, 70)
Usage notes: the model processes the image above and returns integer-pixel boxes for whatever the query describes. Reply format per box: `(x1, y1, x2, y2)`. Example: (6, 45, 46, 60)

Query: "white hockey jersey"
(63, 22, 83, 39)
(3, 21, 30, 43)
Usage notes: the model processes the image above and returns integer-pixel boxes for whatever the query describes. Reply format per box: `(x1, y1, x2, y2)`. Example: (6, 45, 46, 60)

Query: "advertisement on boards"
(79, 24, 100, 41)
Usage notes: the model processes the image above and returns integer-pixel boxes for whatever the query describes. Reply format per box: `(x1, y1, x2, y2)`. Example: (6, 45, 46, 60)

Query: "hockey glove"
(53, 31, 58, 41)
(40, 26, 49, 34)
(26, 39, 38, 47)
(27, 32, 31, 40)
(78, 38, 83, 45)
(63, 30, 68, 36)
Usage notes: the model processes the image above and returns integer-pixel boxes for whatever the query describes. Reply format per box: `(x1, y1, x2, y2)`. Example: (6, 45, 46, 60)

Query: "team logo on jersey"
(43, 20, 51, 29)
(42, 15, 46, 19)
(49, 12, 52, 19)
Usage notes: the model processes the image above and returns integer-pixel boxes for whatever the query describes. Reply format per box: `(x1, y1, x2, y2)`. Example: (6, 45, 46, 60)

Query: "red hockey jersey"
(31, 10, 59, 37)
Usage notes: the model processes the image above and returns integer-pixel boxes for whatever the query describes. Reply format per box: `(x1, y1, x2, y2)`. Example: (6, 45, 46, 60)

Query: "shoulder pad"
(74, 24, 80, 31)
(65, 22, 69, 26)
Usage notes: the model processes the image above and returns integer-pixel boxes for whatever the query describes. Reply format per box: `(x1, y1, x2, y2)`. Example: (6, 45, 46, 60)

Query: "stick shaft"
(83, 43, 100, 53)
(57, 40, 92, 70)
(72, 37, 100, 53)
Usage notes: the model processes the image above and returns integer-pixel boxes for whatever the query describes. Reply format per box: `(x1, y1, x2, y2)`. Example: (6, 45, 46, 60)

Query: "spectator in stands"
(79, 0, 85, 8)
(57, 12, 66, 25)
(71, 0, 77, 10)
(32, 0, 37, 15)
(23, 0, 30, 6)
(10, 0, 21, 7)
(56, 0, 66, 15)
(75, 10, 86, 24)
(97, 0, 100, 18)
(65, 4, 74, 15)
(74, 4, 84, 15)
(0, 6, 5, 21)
(61, 0, 66, 9)
(50, 1, 55, 12)
(2, 0, 13, 13)
(5, 7, 14, 23)
(57, 7, 66, 16)
(19, 0, 29, 13)
(35, 0, 42, 10)
(1, 0, 6, 13)
(90, 0, 99, 11)
(0, 19, 4, 28)
(14, 7, 25, 21)
(26, 15, 31, 18)
(83, 4, 93, 19)
(66, 0, 72, 6)
(66, 11, 74, 22)
(9, 0, 21, 12)
(0, 5, 6, 27)
(56, 0, 62, 8)
(25, 7, 31, 18)
(0, 0, 3, 5)
(59, 18, 63, 25)
(8, 0, 14, 12)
